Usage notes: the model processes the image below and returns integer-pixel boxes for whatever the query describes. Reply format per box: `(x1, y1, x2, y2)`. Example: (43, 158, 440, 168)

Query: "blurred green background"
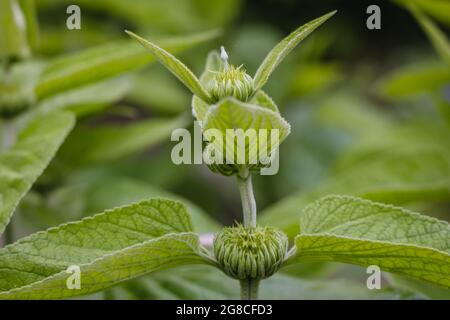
(1, 0, 449, 299)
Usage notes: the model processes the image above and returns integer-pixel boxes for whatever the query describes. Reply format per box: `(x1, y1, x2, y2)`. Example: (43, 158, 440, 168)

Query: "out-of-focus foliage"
(1, 0, 449, 299)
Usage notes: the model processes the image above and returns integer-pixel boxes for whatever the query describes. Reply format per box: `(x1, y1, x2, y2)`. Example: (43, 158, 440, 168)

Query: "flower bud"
(214, 225, 288, 280)
(209, 66, 254, 102)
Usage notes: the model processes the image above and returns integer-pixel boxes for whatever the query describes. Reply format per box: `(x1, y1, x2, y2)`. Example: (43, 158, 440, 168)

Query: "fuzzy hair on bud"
(214, 225, 288, 280)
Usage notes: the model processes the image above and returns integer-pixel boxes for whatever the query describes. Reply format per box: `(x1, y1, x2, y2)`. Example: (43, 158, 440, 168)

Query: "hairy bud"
(209, 65, 254, 102)
(214, 225, 288, 280)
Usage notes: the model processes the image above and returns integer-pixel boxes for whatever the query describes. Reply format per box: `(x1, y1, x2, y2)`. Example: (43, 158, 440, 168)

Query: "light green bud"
(214, 225, 288, 280)
(209, 65, 254, 102)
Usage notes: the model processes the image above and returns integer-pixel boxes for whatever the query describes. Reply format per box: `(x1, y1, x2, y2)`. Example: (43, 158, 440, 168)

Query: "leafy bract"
(253, 11, 336, 92)
(288, 196, 450, 288)
(0, 198, 213, 299)
(0, 111, 75, 235)
(35, 30, 219, 99)
(126, 30, 214, 104)
(202, 97, 290, 166)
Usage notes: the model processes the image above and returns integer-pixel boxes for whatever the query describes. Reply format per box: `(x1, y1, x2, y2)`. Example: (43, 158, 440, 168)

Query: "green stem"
(237, 167, 257, 228)
(237, 167, 260, 299)
(239, 279, 260, 300)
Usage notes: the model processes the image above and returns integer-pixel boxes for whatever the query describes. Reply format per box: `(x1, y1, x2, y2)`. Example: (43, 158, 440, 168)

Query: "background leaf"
(35, 30, 219, 99)
(0, 111, 74, 235)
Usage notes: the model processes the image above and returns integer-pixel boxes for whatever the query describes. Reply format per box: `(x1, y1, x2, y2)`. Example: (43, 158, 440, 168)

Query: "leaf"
(0, 0, 29, 60)
(252, 11, 336, 92)
(58, 115, 189, 166)
(35, 29, 220, 99)
(104, 265, 399, 300)
(377, 60, 450, 99)
(288, 196, 450, 288)
(259, 148, 450, 238)
(126, 30, 214, 104)
(408, 3, 450, 65)
(0, 111, 75, 235)
(0, 198, 213, 299)
(202, 97, 290, 165)
(395, 0, 450, 27)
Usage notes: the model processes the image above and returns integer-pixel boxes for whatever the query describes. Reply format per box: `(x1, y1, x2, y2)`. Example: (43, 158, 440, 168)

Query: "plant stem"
(237, 167, 257, 228)
(237, 167, 260, 299)
(239, 279, 260, 300)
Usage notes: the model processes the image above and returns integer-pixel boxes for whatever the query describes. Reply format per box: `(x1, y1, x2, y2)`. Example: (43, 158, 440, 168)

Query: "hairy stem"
(237, 167, 260, 299)
(237, 167, 257, 228)
(239, 279, 260, 300)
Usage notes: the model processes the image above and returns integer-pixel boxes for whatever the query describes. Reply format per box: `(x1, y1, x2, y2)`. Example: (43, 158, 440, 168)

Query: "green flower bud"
(209, 65, 254, 102)
(214, 225, 288, 280)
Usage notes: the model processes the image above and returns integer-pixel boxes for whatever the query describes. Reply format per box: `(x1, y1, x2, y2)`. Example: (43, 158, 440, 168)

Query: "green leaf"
(0, 198, 213, 299)
(58, 115, 189, 166)
(408, 3, 450, 65)
(104, 265, 399, 300)
(253, 11, 336, 92)
(0, 111, 75, 235)
(35, 30, 219, 99)
(202, 97, 290, 165)
(288, 195, 450, 288)
(259, 148, 450, 237)
(395, 0, 450, 27)
(0, 0, 29, 60)
(126, 30, 214, 104)
(377, 61, 450, 99)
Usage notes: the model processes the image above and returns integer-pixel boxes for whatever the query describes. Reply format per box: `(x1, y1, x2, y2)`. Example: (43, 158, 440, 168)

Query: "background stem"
(237, 167, 257, 228)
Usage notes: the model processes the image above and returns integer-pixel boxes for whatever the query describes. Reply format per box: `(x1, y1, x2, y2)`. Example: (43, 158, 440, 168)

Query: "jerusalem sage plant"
(0, 9, 449, 300)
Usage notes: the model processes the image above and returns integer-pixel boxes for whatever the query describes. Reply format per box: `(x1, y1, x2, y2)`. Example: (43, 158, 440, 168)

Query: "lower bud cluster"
(214, 225, 288, 280)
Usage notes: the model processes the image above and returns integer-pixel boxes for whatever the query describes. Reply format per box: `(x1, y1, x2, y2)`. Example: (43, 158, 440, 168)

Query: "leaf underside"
(0, 198, 212, 299)
(289, 196, 450, 288)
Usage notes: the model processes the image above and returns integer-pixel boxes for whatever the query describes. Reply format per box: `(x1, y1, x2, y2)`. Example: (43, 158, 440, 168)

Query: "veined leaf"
(259, 149, 450, 237)
(0, 198, 213, 299)
(202, 97, 290, 166)
(126, 30, 214, 104)
(104, 265, 399, 300)
(0, 111, 75, 235)
(253, 11, 336, 92)
(249, 90, 279, 113)
(408, 4, 450, 65)
(58, 115, 189, 166)
(35, 30, 219, 99)
(288, 196, 450, 288)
